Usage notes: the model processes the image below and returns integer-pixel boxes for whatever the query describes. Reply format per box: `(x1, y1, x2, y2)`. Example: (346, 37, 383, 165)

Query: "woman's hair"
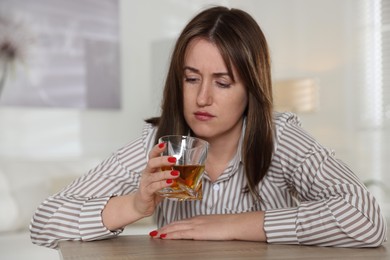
(146, 6, 274, 198)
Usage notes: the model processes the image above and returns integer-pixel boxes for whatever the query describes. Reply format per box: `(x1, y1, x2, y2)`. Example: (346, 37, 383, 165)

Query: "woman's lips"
(194, 112, 214, 121)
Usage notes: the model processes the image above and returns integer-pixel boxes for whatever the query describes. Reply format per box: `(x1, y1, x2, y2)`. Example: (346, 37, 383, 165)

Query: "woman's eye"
(217, 81, 231, 88)
(184, 77, 198, 84)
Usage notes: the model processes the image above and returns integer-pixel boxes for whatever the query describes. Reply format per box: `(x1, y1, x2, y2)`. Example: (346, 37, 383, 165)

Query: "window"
(382, 0, 390, 128)
(363, 0, 390, 129)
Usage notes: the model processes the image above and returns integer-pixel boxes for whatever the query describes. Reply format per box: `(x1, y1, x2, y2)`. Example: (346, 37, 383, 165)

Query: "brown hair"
(146, 6, 274, 198)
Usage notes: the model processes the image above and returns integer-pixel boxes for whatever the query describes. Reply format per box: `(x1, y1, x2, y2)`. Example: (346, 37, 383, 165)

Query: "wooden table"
(59, 235, 389, 260)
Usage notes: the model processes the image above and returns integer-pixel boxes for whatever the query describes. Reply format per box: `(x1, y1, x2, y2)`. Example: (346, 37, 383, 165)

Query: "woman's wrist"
(102, 193, 145, 231)
(230, 211, 266, 241)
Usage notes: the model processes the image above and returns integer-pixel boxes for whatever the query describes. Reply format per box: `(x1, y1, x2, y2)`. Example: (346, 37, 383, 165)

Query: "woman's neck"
(204, 122, 243, 182)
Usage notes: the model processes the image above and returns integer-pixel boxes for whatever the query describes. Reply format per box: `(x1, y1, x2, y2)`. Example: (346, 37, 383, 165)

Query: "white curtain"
(362, 0, 390, 129)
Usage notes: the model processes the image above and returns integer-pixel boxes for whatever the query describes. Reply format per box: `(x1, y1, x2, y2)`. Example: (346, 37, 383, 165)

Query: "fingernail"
(160, 233, 167, 239)
(158, 142, 165, 149)
(149, 230, 158, 237)
(166, 179, 173, 184)
(168, 157, 176, 163)
(171, 170, 179, 176)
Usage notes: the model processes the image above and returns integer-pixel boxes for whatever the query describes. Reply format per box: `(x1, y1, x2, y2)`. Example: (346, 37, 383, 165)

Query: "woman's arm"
(30, 124, 155, 249)
(263, 113, 387, 247)
(102, 143, 180, 231)
(29, 146, 144, 249)
(30, 128, 181, 249)
(265, 149, 387, 247)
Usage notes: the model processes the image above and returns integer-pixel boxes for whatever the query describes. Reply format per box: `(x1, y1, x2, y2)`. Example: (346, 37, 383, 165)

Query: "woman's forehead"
(183, 37, 239, 81)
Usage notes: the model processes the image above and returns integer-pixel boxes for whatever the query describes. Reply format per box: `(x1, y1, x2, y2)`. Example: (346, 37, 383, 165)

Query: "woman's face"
(183, 38, 248, 142)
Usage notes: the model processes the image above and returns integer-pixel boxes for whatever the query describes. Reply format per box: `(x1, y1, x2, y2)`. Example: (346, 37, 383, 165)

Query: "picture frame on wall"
(0, 0, 121, 110)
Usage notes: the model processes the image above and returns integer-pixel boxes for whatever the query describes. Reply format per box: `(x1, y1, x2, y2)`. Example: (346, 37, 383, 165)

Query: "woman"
(30, 6, 387, 249)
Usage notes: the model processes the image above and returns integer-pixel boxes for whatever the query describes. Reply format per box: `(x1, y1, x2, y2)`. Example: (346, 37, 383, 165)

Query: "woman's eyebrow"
(183, 66, 230, 77)
(183, 66, 199, 73)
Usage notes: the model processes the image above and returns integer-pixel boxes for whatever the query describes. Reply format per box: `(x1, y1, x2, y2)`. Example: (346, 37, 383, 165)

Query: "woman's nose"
(196, 82, 213, 106)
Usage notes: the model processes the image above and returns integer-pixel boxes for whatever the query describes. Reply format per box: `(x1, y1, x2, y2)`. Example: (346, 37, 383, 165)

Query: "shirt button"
(213, 184, 220, 191)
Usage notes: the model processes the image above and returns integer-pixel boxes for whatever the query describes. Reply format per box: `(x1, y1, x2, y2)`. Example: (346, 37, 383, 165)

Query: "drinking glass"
(157, 135, 209, 200)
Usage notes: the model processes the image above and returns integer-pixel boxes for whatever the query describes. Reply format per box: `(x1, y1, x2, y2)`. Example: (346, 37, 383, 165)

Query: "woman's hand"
(133, 142, 179, 217)
(150, 212, 266, 242)
(102, 142, 179, 230)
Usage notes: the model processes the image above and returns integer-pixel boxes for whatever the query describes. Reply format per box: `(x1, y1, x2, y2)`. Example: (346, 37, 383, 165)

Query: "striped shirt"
(30, 112, 387, 248)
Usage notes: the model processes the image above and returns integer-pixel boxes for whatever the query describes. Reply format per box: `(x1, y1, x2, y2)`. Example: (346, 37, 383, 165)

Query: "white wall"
(0, 0, 388, 195)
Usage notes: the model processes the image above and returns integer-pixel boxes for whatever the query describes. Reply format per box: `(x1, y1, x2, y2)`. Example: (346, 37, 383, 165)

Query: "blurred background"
(0, 0, 389, 259)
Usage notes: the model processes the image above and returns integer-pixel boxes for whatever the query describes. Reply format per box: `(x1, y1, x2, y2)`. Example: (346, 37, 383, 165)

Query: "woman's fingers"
(150, 215, 229, 240)
(142, 169, 180, 195)
(134, 142, 180, 216)
(144, 142, 177, 173)
(141, 142, 179, 194)
(139, 142, 180, 197)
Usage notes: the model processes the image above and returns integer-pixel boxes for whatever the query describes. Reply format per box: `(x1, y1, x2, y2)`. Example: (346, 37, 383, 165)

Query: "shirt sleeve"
(263, 113, 387, 247)
(29, 123, 156, 249)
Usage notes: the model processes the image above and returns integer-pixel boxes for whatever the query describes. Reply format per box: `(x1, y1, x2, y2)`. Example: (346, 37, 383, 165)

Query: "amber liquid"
(160, 165, 205, 200)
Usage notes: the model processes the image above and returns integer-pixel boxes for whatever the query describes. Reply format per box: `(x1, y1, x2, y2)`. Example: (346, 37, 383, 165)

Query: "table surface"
(58, 235, 389, 260)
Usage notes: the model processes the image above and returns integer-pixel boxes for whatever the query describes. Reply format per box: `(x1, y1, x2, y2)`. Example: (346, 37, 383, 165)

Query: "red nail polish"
(160, 233, 167, 239)
(158, 142, 165, 149)
(171, 170, 179, 176)
(168, 157, 176, 163)
(149, 230, 158, 237)
(166, 179, 173, 184)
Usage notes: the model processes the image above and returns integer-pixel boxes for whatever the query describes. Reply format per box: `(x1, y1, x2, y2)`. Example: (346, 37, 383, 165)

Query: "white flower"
(0, 12, 34, 97)
(0, 13, 33, 63)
